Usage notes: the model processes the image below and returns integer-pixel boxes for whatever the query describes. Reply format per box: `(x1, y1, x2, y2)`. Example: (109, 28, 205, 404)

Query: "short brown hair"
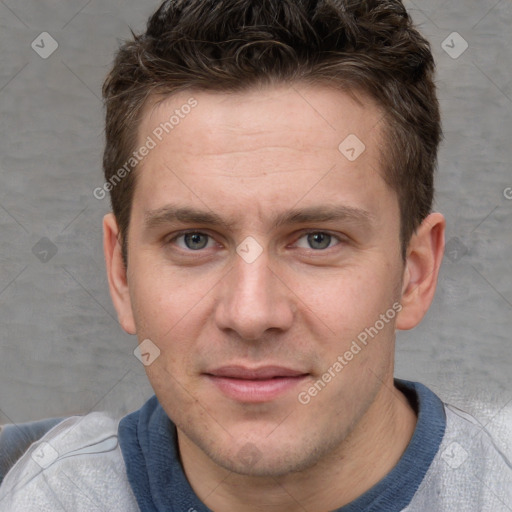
(103, 0, 441, 264)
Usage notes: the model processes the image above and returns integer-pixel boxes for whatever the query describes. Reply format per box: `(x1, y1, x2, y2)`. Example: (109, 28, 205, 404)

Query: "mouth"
(204, 366, 310, 403)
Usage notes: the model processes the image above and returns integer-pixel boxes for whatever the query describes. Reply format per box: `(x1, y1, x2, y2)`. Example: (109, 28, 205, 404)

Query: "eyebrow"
(143, 204, 373, 232)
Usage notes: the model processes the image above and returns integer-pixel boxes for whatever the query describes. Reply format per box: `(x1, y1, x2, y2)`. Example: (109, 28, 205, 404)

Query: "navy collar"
(118, 379, 446, 512)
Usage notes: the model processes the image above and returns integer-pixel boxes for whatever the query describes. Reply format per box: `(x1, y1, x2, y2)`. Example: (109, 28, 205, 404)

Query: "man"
(0, 0, 510, 510)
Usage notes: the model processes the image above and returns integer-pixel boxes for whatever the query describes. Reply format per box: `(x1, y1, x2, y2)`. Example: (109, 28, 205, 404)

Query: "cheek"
(129, 260, 200, 320)
(128, 272, 192, 361)
(292, 262, 398, 339)
(145, 357, 204, 430)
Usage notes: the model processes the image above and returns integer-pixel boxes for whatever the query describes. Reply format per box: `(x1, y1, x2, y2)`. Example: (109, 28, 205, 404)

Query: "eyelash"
(166, 230, 344, 252)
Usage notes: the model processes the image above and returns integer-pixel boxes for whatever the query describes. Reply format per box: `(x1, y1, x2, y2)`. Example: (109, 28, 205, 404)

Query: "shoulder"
(407, 401, 512, 511)
(443, 404, 512, 485)
(0, 412, 138, 512)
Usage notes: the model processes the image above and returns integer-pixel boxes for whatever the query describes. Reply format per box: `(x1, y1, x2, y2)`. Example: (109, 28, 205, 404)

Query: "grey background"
(0, 0, 510, 449)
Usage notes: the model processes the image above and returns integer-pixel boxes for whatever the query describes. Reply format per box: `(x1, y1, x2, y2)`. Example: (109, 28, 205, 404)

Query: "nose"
(214, 249, 294, 341)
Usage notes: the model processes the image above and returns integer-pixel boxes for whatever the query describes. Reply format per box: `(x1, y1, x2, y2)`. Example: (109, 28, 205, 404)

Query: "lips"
(206, 365, 308, 380)
(204, 365, 309, 402)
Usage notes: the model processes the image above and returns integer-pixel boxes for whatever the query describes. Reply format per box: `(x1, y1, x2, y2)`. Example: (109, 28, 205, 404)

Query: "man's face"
(119, 84, 407, 475)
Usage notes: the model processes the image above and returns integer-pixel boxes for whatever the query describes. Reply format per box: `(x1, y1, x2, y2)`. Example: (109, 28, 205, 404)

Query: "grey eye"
(183, 233, 209, 250)
(307, 232, 332, 250)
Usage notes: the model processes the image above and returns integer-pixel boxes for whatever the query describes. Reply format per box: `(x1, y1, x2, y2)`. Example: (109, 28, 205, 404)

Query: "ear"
(396, 212, 445, 330)
(103, 213, 136, 335)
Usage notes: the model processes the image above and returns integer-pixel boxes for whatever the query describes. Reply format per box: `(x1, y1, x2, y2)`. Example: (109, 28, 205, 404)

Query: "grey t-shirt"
(0, 380, 510, 511)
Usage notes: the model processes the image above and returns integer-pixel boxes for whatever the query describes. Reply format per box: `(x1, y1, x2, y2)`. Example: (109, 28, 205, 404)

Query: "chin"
(220, 450, 314, 478)
(201, 431, 330, 478)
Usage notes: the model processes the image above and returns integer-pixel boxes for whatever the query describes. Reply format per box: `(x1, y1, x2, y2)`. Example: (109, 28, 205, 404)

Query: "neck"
(178, 380, 417, 512)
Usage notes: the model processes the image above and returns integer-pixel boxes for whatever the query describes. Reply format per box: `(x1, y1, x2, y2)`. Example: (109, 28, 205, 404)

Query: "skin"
(104, 83, 445, 511)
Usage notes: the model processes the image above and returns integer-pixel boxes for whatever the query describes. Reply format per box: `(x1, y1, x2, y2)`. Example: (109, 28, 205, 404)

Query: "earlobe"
(103, 213, 137, 335)
(396, 213, 446, 331)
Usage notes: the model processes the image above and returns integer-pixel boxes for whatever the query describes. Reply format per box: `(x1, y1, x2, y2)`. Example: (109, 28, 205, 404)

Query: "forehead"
(139, 83, 384, 162)
(131, 83, 393, 225)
